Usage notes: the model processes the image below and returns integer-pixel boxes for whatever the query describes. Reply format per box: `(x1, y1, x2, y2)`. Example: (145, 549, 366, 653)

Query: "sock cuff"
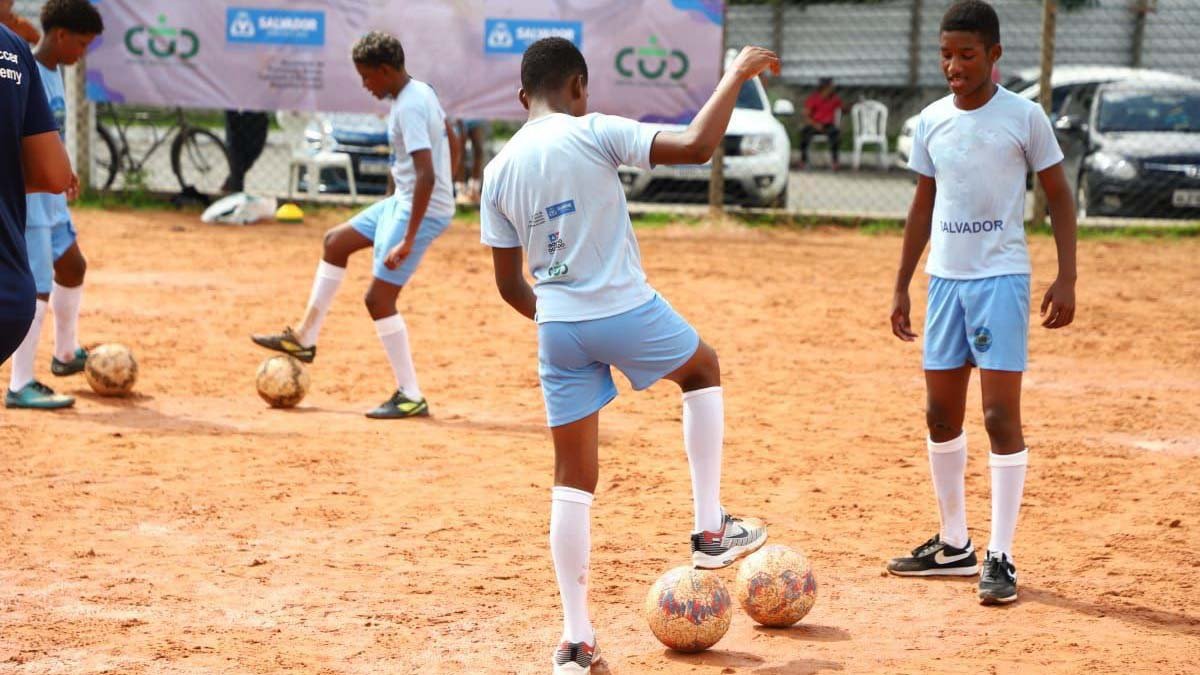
(681, 385, 722, 402)
(373, 314, 407, 337)
(552, 486, 594, 506)
(51, 281, 82, 296)
(316, 260, 347, 281)
(927, 431, 966, 454)
(989, 448, 1029, 468)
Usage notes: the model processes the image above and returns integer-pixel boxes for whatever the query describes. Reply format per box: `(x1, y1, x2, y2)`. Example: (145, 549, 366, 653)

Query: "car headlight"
(740, 133, 776, 156)
(1091, 152, 1137, 181)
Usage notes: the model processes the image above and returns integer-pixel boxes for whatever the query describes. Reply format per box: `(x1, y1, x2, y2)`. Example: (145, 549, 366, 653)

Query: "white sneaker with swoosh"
(887, 534, 980, 576)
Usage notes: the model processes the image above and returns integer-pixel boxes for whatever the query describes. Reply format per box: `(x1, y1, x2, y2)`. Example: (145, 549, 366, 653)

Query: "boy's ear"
(989, 42, 1003, 64)
(570, 73, 586, 101)
(518, 87, 530, 111)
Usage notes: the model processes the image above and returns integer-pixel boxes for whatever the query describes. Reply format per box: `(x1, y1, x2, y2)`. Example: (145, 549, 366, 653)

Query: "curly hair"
(941, 1, 1000, 48)
(40, 0, 104, 35)
(521, 37, 587, 97)
(352, 31, 405, 70)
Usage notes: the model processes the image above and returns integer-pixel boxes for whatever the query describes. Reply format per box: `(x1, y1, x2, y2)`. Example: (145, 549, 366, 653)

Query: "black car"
(1055, 81, 1200, 219)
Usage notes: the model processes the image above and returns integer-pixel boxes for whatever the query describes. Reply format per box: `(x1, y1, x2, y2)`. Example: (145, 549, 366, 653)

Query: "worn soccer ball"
(255, 355, 310, 408)
(644, 566, 732, 652)
(84, 343, 138, 396)
(734, 544, 817, 627)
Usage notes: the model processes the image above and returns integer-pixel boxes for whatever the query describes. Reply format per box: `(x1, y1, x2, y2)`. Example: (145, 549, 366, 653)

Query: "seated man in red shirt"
(800, 77, 844, 170)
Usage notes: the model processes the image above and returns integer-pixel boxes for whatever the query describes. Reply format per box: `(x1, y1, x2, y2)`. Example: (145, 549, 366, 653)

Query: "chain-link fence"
(18, 0, 1200, 223)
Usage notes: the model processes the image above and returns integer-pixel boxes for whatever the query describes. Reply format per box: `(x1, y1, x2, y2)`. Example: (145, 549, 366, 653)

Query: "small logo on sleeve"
(546, 200, 576, 220)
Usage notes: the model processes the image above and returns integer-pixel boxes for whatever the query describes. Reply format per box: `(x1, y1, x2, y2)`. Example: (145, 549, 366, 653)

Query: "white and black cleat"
(552, 638, 599, 674)
(978, 550, 1018, 605)
(691, 511, 768, 569)
(887, 534, 980, 577)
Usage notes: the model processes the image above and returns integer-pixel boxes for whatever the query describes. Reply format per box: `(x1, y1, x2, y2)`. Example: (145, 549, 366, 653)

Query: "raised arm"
(649, 46, 780, 166)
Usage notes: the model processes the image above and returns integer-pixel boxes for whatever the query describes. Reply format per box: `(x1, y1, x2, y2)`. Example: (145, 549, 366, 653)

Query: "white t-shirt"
(387, 79, 454, 220)
(909, 86, 1064, 279)
(480, 113, 659, 323)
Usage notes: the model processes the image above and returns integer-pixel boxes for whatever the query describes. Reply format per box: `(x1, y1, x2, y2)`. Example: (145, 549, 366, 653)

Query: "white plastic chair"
(276, 111, 357, 201)
(851, 100, 889, 170)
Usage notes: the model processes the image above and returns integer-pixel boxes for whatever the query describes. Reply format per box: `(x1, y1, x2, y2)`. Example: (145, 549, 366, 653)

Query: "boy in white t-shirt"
(887, 0, 1077, 605)
(7, 0, 102, 411)
(252, 32, 459, 419)
(481, 39, 779, 673)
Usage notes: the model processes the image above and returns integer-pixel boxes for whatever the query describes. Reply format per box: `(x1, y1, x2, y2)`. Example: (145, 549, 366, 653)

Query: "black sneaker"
(978, 550, 1018, 605)
(886, 534, 979, 577)
(552, 638, 599, 674)
(250, 327, 316, 363)
(365, 389, 429, 419)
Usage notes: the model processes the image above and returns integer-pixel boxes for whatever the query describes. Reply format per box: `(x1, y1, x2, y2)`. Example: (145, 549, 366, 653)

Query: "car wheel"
(1075, 173, 1090, 220)
(765, 184, 789, 209)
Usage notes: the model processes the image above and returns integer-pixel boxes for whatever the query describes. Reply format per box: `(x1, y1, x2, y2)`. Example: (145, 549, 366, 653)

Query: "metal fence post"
(908, 0, 923, 91)
(72, 54, 91, 192)
(708, 3, 728, 218)
(1032, 0, 1057, 227)
(1130, 0, 1152, 68)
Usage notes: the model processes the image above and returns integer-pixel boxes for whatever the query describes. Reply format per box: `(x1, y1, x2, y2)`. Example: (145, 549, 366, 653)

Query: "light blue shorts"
(350, 198, 451, 287)
(26, 220, 77, 294)
(924, 274, 1030, 372)
(538, 295, 701, 428)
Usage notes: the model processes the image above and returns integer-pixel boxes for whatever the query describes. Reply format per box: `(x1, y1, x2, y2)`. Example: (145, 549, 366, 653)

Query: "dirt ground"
(2, 208, 1198, 675)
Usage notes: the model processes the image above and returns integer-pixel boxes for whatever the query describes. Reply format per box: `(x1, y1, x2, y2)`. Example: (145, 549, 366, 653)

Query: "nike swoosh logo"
(934, 549, 973, 565)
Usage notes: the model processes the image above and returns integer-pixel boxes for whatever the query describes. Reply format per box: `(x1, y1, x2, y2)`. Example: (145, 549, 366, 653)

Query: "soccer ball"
(255, 355, 310, 408)
(84, 343, 138, 396)
(734, 544, 817, 627)
(644, 566, 732, 652)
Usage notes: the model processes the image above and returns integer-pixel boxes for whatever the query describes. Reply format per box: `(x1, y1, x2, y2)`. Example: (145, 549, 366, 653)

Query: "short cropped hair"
(41, 0, 104, 35)
(521, 37, 588, 97)
(352, 31, 405, 70)
(941, 0, 1001, 48)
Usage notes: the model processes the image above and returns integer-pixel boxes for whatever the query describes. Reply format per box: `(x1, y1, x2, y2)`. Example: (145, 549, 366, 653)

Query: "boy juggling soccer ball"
(6, 0, 102, 411)
(887, 0, 1077, 605)
(481, 38, 777, 673)
(253, 32, 458, 419)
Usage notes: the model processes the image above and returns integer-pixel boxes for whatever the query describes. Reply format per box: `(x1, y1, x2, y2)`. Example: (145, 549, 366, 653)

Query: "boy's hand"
(891, 290, 918, 341)
(65, 173, 79, 201)
(728, 46, 781, 82)
(1040, 277, 1076, 329)
(384, 238, 414, 270)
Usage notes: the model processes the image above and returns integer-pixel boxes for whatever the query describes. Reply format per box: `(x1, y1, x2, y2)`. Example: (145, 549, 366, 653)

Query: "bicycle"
(93, 104, 231, 196)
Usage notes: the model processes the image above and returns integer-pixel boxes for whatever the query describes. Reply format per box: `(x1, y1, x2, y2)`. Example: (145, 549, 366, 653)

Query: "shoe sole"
(692, 532, 768, 569)
(250, 337, 315, 364)
(552, 648, 601, 674)
(50, 366, 84, 377)
(979, 591, 1018, 605)
(887, 564, 980, 577)
(5, 400, 76, 410)
(365, 408, 430, 420)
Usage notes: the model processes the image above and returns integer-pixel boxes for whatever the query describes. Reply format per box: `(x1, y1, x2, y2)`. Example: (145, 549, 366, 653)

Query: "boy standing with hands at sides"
(887, 0, 1077, 605)
(481, 38, 777, 673)
(7, 0, 102, 410)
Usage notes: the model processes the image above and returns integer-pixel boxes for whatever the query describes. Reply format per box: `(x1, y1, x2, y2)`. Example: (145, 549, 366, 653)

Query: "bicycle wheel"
(170, 127, 230, 195)
(93, 122, 119, 191)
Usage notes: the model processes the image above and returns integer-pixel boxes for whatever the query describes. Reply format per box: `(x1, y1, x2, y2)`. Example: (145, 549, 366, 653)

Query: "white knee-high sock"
(374, 314, 422, 400)
(551, 486, 594, 644)
(50, 282, 83, 362)
(683, 386, 724, 533)
(988, 449, 1028, 558)
(928, 432, 969, 549)
(295, 261, 345, 347)
(9, 300, 47, 392)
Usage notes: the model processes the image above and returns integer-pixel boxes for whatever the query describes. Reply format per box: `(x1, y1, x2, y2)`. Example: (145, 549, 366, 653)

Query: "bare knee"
(674, 343, 720, 392)
(322, 227, 357, 266)
(363, 287, 398, 320)
(55, 252, 86, 287)
(926, 402, 962, 441)
(983, 404, 1021, 448)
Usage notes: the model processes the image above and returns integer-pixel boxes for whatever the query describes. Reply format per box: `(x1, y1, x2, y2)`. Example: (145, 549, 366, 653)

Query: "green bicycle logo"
(547, 263, 569, 278)
(615, 36, 689, 81)
(125, 14, 199, 60)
